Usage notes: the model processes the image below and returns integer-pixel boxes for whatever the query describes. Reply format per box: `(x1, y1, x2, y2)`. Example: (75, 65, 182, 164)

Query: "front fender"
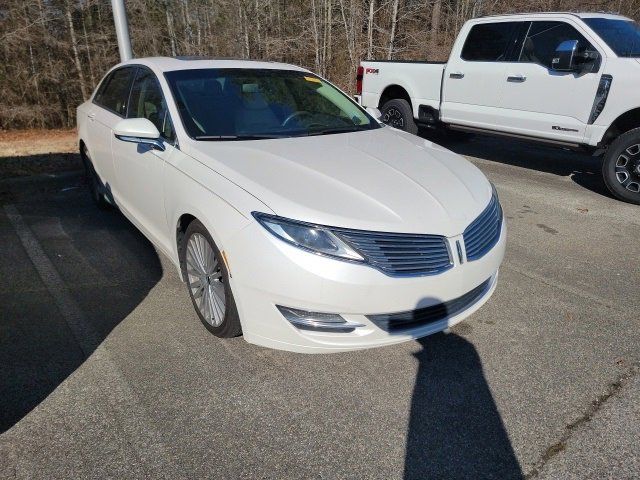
(163, 152, 273, 274)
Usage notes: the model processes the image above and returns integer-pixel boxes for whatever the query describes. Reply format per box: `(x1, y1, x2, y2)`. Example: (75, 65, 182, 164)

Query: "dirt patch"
(0, 129, 77, 156)
(0, 129, 81, 178)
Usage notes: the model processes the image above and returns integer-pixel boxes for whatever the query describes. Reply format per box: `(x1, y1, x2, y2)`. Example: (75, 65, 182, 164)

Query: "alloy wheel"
(383, 107, 405, 129)
(615, 144, 640, 193)
(186, 233, 226, 327)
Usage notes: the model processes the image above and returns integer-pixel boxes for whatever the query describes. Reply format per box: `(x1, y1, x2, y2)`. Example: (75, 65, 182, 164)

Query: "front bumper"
(225, 220, 506, 353)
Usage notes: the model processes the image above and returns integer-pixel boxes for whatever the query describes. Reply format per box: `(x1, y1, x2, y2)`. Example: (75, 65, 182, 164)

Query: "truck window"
(583, 18, 640, 58)
(461, 22, 520, 62)
(518, 22, 594, 69)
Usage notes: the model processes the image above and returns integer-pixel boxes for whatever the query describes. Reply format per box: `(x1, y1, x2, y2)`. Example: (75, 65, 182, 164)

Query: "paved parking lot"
(1, 136, 638, 479)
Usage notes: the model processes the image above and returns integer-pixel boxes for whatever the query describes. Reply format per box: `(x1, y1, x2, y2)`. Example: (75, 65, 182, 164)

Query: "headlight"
(252, 212, 364, 262)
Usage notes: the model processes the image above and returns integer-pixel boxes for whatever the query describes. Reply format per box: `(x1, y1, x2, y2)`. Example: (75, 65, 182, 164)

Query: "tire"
(380, 98, 418, 135)
(180, 219, 242, 338)
(602, 127, 640, 205)
(82, 145, 111, 210)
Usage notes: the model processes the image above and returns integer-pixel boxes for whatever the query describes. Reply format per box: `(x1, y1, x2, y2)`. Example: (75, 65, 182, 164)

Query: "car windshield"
(164, 68, 379, 140)
(584, 18, 640, 57)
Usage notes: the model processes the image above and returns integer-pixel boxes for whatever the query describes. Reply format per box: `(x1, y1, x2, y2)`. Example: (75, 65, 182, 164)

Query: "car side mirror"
(113, 118, 165, 151)
(366, 107, 383, 121)
(552, 40, 580, 71)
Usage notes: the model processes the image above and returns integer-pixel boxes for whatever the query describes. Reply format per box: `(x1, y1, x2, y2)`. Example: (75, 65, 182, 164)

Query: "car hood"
(187, 127, 492, 236)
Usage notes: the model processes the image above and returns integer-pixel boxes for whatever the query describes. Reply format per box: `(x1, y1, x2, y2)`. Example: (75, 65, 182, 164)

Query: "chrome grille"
(336, 229, 452, 277)
(463, 193, 502, 261)
(367, 278, 491, 331)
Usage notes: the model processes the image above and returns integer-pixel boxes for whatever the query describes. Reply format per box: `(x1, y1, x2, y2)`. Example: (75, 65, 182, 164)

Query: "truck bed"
(360, 60, 445, 117)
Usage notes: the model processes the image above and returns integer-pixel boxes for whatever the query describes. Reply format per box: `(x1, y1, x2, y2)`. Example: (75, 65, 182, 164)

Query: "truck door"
(498, 20, 603, 144)
(441, 21, 523, 129)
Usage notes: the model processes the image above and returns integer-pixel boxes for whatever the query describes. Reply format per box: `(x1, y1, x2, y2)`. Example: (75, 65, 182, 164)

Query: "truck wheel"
(381, 99, 418, 135)
(603, 128, 640, 205)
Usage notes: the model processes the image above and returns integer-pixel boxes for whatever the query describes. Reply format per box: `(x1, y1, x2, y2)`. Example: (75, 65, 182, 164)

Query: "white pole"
(111, 0, 133, 61)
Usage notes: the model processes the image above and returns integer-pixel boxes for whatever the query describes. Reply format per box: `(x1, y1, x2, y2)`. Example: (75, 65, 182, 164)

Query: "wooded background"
(1, 0, 638, 129)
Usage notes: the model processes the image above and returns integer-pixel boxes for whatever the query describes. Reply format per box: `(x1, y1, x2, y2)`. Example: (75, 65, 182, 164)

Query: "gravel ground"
(0, 134, 638, 479)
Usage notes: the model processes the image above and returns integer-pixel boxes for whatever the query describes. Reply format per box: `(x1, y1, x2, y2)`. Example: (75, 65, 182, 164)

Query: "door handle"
(507, 75, 527, 83)
(449, 72, 465, 79)
(88, 113, 96, 121)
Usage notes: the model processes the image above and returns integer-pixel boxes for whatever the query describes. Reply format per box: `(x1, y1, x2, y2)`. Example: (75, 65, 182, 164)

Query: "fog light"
(276, 306, 365, 332)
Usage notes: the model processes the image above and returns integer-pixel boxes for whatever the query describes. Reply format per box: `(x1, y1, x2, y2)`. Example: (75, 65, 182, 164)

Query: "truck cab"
(357, 13, 640, 205)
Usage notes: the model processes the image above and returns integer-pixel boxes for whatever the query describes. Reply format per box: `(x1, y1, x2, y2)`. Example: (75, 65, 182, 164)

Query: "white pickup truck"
(356, 12, 640, 205)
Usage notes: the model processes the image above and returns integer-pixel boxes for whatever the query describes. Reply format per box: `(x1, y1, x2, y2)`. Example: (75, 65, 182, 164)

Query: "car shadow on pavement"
(429, 132, 613, 200)
(0, 186, 162, 433)
(404, 332, 523, 479)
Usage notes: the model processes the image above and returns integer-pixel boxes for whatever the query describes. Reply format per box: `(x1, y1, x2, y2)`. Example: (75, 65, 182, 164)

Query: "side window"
(519, 22, 594, 69)
(94, 67, 136, 116)
(461, 22, 520, 62)
(128, 68, 176, 143)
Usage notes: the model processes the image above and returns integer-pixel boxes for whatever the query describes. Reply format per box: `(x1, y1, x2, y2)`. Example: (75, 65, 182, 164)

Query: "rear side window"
(519, 22, 594, 69)
(461, 22, 520, 61)
(94, 67, 136, 116)
(128, 68, 175, 143)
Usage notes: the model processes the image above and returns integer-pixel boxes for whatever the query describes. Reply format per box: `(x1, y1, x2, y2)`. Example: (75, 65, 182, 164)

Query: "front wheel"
(380, 99, 418, 135)
(602, 128, 640, 205)
(180, 220, 242, 338)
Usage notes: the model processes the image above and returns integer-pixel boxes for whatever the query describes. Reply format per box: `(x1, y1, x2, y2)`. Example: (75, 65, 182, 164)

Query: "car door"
(85, 67, 137, 190)
(441, 21, 524, 129)
(111, 66, 178, 252)
(499, 20, 603, 143)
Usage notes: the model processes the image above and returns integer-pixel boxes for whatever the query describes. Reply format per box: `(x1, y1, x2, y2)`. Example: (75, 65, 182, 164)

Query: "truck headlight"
(253, 212, 364, 261)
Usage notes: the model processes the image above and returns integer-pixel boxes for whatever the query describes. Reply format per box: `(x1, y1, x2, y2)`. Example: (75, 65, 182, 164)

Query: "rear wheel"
(602, 128, 640, 205)
(380, 98, 418, 135)
(180, 220, 242, 338)
(81, 145, 110, 209)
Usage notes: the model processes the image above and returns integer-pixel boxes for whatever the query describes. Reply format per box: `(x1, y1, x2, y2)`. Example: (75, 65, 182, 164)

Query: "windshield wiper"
(194, 134, 284, 141)
(305, 126, 369, 136)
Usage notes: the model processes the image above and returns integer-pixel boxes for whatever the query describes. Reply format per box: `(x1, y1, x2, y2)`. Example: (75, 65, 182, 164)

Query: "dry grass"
(0, 129, 77, 157)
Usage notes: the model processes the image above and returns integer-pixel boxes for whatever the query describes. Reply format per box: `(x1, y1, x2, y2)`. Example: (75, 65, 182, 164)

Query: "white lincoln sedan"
(77, 57, 506, 353)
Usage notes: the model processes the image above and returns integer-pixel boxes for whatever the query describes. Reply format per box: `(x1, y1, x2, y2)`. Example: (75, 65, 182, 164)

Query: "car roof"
(116, 56, 311, 73)
(474, 12, 631, 22)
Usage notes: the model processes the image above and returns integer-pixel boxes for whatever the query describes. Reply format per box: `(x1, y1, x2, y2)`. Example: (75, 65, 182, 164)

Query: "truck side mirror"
(552, 40, 579, 71)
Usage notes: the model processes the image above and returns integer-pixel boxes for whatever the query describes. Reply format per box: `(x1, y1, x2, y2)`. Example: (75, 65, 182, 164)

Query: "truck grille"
(463, 193, 502, 261)
(337, 229, 452, 277)
(367, 278, 491, 331)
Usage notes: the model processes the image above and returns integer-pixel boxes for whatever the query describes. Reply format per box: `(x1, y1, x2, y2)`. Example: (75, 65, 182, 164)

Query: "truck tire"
(602, 127, 640, 205)
(380, 99, 418, 135)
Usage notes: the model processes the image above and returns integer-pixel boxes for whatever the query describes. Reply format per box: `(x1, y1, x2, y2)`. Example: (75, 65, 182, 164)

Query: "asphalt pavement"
(0, 135, 638, 479)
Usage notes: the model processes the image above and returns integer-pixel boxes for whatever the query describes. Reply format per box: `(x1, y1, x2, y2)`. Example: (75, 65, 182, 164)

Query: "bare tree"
(1, 0, 639, 129)
(387, 0, 399, 60)
(65, 1, 88, 100)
